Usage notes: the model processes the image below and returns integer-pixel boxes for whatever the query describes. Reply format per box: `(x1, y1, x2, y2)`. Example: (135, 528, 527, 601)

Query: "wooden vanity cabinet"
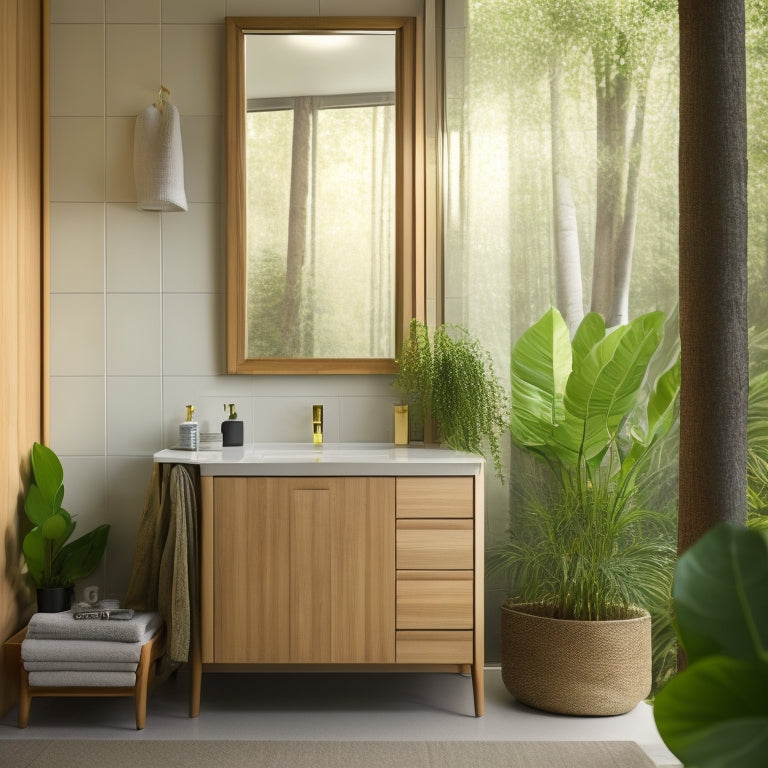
(210, 477, 395, 664)
(196, 471, 484, 717)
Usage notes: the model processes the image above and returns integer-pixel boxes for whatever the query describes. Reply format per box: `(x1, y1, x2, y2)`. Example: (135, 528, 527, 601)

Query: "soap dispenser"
(221, 403, 244, 447)
(179, 404, 199, 450)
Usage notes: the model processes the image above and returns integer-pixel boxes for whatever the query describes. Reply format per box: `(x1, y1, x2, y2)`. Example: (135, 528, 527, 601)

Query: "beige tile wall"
(49, 0, 426, 595)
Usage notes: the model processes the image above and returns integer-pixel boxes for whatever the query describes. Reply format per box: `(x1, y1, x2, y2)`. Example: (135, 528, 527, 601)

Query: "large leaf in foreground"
(654, 655, 768, 768)
(674, 523, 768, 663)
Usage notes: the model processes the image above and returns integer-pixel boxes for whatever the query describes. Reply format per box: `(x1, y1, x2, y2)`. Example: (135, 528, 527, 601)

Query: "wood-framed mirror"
(226, 16, 424, 375)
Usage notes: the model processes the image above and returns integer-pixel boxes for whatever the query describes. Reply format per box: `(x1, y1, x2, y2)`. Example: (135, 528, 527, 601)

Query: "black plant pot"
(36, 586, 74, 613)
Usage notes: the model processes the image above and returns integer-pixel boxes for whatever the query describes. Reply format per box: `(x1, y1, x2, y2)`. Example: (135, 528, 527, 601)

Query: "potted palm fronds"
(492, 307, 680, 715)
(394, 318, 509, 479)
(23, 442, 110, 612)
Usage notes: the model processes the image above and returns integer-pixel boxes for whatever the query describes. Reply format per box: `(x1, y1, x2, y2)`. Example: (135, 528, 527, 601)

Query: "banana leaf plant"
(22, 442, 110, 589)
(509, 307, 680, 482)
(494, 308, 680, 621)
(654, 523, 768, 768)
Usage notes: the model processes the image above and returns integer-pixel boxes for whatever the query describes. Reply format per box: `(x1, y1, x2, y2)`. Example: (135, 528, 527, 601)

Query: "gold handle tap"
(312, 404, 323, 444)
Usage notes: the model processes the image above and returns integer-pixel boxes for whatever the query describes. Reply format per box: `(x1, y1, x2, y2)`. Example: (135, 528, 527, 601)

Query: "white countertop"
(154, 442, 484, 477)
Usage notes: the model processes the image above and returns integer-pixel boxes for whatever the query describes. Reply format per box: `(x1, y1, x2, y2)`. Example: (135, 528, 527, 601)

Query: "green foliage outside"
(22, 442, 110, 589)
(245, 104, 394, 359)
(748, 326, 768, 529)
(444, 0, 768, 684)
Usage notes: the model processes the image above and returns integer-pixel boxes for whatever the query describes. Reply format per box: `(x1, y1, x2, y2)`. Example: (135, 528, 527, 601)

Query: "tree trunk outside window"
(678, 0, 749, 553)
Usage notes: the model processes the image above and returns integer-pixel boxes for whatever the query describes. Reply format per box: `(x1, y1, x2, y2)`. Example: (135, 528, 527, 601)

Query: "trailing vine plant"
(394, 318, 509, 480)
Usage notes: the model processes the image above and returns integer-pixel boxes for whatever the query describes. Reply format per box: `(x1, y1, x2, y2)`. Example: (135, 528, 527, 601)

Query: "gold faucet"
(312, 404, 323, 444)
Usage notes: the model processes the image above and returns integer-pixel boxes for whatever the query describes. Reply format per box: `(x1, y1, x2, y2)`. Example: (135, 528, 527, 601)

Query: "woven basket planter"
(500, 602, 652, 716)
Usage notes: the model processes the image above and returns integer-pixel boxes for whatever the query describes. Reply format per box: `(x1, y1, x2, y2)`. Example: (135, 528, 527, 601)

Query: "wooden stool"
(4, 624, 165, 730)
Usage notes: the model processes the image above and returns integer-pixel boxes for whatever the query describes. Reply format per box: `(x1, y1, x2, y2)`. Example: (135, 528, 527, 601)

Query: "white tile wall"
(50, 0, 425, 594)
(106, 204, 161, 292)
(105, 116, 136, 201)
(49, 377, 106, 454)
(50, 203, 105, 292)
(50, 294, 105, 376)
(106, 0, 160, 24)
(162, 204, 223, 292)
(106, 294, 163, 375)
(50, 25, 105, 117)
(163, 0, 226, 25)
(106, 25, 162, 116)
(161, 25, 223, 116)
(226, 0, 319, 15)
(50, 0, 104, 24)
(50, 117, 105, 201)
(179, 116, 222, 202)
(106, 377, 163, 454)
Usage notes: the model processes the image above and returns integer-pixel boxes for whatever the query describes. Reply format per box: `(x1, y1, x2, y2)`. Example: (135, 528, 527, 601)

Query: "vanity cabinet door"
(289, 477, 396, 663)
(213, 478, 290, 663)
(212, 477, 395, 664)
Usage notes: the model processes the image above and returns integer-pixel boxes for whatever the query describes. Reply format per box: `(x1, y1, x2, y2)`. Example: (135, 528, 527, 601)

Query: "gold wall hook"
(156, 85, 171, 111)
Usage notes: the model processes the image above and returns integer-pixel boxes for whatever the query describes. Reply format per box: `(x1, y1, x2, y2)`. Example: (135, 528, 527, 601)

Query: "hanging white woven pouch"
(133, 102, 188, 212)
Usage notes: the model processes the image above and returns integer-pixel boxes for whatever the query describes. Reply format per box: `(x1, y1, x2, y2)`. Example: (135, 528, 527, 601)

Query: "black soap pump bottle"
(221, 403, 244, 447)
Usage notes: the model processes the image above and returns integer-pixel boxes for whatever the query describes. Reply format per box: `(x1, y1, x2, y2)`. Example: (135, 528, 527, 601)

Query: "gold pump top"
(225, 403, 238, 420)
(185, 404, 195, 421)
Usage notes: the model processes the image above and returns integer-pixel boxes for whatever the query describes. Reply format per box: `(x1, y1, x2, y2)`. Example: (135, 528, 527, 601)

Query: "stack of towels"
(21, 611, 163, 688)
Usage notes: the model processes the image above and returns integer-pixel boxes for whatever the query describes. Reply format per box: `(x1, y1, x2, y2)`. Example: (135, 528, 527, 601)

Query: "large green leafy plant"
(23, 442, 110, 589)
(394, 318, 509, 479)
(494, 307, 680, 621)
(654, 523, 768, 768)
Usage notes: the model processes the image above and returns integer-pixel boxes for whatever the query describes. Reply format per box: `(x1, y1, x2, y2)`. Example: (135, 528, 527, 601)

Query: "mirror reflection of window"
(244, 33, 396, 360)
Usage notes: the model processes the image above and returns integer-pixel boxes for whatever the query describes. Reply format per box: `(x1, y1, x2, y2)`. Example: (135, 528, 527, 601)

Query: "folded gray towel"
(21, 638, 145, 664)
(24, 660, 138, 672)
(26, 611, 162, 643)
(28, 670, 137, 688)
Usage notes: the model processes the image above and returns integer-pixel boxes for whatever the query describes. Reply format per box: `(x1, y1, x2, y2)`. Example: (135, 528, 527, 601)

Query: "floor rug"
(0, 739, 656, 767)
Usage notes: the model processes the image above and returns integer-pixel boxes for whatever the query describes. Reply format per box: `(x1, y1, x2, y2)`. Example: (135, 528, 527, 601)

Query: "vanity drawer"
(396, 477, 473, 519)
(396, 631, 473, 663)
(396, 571, 473, 629)
(396, 519, 473, 570)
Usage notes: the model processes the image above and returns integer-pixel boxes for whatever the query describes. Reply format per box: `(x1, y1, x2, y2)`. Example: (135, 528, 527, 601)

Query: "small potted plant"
(22, 442, 110, 612)
(492, 307, 680, 715)
(393, 318, 509, 479)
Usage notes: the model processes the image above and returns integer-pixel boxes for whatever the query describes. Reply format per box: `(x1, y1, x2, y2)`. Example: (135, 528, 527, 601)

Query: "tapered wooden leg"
(134, 687, 147, 730)
(17, 668, 31, 728)
(471, 664, 485, 717)
(190, 636, 201, 717)
(133, 631, 159, 729)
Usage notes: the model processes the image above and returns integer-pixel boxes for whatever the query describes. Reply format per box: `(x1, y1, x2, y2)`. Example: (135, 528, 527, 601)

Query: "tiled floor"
(0, 667, 680, 766)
